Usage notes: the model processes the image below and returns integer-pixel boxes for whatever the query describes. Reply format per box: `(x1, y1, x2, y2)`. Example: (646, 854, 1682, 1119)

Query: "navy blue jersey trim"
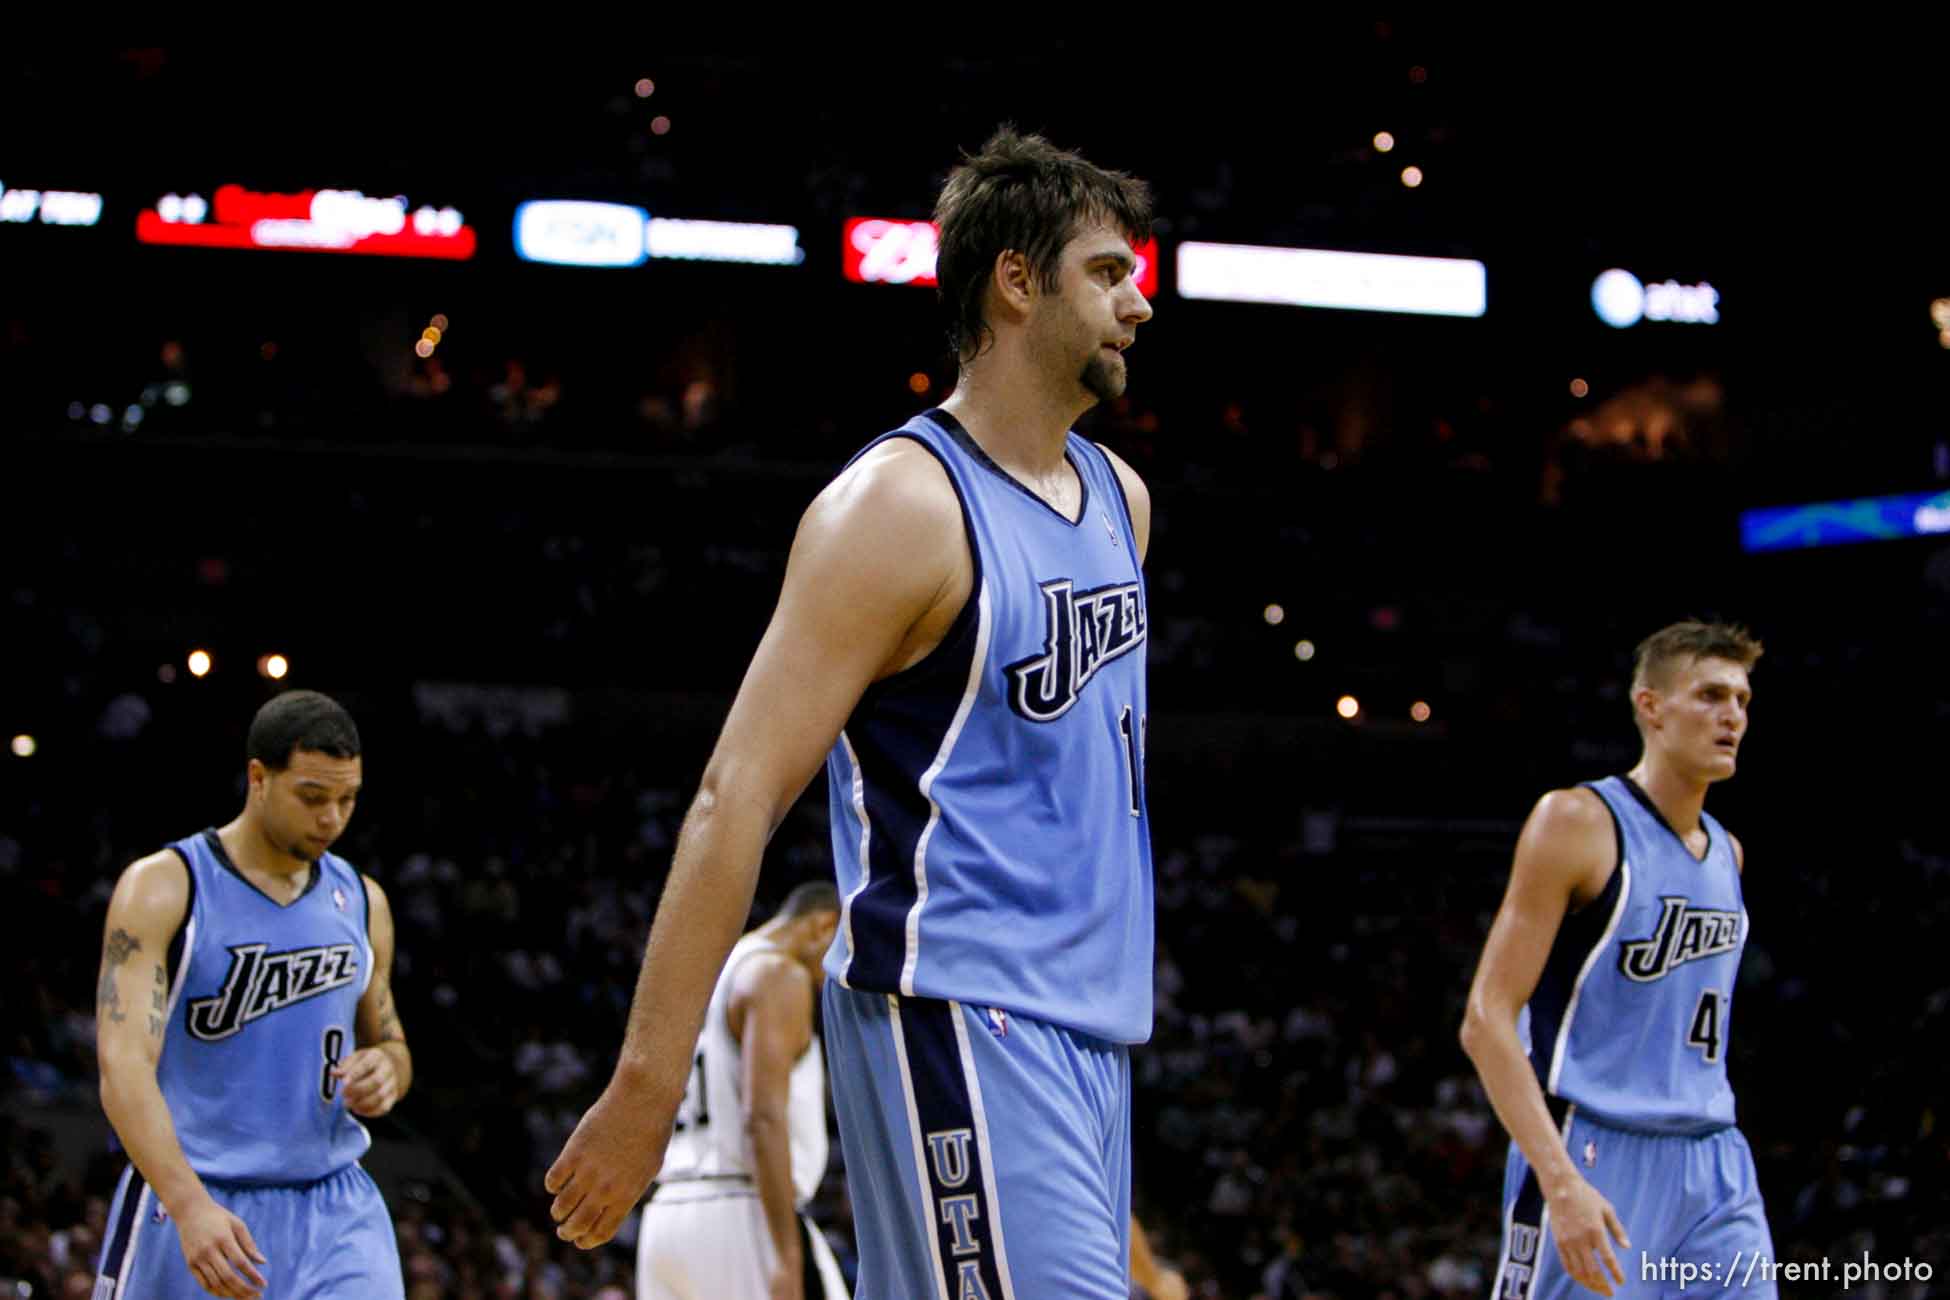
(897, 998, 1009, 1300)
(1090, 439, 1141, 551)
(847, 429, 984, 706)
(202, 828, 322, 907)
(843, 708, 958, 992)
(1525, 790, 1625, 1091)
(99, 1165, 147, 1283)
(162, 844, 196, 996)
(1618, 774, 1713, 862)
(925, 406, 1088, 528)
(1497, 1162, 1548, 1297)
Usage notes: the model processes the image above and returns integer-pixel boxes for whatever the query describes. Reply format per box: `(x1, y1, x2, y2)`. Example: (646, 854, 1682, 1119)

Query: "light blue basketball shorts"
(96, 1161, 403, 1299)
(1494, 1105, 1776, 1300)
(823, 983, 1134, 1299)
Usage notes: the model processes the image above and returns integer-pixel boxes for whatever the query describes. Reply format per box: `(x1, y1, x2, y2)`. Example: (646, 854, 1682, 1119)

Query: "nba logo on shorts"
(986, 1008, 1009, 1039)
(1584, 1141, 1597, 1168)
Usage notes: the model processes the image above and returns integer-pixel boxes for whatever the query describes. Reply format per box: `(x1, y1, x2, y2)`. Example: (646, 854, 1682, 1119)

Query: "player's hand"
(1545, 1176, 1630, 1296)
(545, 1073, 675, 1249)
(333, 1047, 401, 1117)
(173, 1195, 268, 1300)
(767, 1261, 804, 1300)
(1149, 1266, 1190, 1300)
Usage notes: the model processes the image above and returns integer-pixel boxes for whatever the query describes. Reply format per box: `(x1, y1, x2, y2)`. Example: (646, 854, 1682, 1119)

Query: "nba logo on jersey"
(333, 886, 347, 912)
(986, 1008, 1009, 1039)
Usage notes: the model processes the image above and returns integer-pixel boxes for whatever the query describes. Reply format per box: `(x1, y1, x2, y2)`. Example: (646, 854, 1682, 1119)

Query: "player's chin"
(1080, 356, 1126, 402)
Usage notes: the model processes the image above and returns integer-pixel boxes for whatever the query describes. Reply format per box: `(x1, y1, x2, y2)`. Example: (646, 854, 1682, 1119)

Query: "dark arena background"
(3, 38, 1946, 1299)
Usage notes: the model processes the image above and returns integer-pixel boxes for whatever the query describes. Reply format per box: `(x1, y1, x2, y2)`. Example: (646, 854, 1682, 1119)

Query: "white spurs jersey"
(659, 934, 829, 1206)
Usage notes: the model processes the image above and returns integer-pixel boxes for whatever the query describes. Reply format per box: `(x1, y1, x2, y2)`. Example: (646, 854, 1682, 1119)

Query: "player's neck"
(940, 352, 1090, 478)
(218, 815, 313, 885)
(1626, 760, 1708, 836)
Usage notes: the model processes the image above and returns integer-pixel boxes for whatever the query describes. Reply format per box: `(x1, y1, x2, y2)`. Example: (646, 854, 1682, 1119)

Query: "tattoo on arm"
(148, 965, 166, 1038)
(98, 929, 141, 1024)
(374, 989, 406, 1045)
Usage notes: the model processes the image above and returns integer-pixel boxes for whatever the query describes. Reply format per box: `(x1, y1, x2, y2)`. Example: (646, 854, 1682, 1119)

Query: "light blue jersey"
(156, 829, 375, 1182)
(823, 408, 1155, 1045)
(1522, 776, 1747, 1134)
(94, 831, 402, 1298)
(1495, 777, 1773, 1297)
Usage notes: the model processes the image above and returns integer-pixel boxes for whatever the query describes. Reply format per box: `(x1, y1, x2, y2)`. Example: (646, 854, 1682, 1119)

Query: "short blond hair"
(1631, 620, 1764, 695)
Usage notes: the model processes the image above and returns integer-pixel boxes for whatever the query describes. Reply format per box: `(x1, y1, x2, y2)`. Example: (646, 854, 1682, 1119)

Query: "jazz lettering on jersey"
(186, 942, 361, 1041)
(1617, 896, 1742, 983)
(1005, 578, 1146, 722)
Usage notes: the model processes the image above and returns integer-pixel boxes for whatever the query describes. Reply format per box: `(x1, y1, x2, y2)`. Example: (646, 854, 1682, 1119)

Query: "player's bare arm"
(338, 877, 411, 1117)
(729, 952, 817, 1299)
(1461, 788, 1632, 1297)
(98, 852, 269, 1300)
(547, 438, 967, 1249)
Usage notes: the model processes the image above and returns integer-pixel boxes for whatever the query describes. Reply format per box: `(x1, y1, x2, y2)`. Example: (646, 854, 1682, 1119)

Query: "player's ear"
(1633, 685, 1661, 732)
(246, 758, 269, 797)
(991, 250, 1034, 319)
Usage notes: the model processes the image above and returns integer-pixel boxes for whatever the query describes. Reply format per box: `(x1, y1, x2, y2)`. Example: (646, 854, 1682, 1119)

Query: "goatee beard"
(1081, 352, 1124, 402)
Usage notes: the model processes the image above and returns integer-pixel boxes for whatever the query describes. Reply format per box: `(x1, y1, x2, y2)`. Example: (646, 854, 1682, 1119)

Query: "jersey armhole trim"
(161, 845, 197, 997)
(852, 430, 985, 702)
(1090, 439, 1142, 550)
(1571, 782, 1626, 916)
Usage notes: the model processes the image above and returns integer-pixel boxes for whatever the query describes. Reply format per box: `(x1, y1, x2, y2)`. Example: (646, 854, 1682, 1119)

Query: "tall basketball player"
(636, 882, 848, 1300)
(1462, 622, 1774, 1298)
(94, 691, 408, 1299)
(548, 127, 1158, 1298)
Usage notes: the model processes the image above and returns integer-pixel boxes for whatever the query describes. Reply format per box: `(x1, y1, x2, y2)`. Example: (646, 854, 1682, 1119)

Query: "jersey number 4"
(1686, 989, 1724, 1064)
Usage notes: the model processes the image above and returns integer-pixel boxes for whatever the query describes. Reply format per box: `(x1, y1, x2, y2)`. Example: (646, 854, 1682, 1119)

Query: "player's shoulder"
(1090, 440, 1150, 551)
(356, 869, 393, 912)
(1518, 785, 1619, 879)
(1090, 439, 1150, 502)
(798, 435, 964, 570)
(821, 434, 959, 517)
(110, 846, 193, 921)
(731, 945, 813, 993)
(1529, 783, 1612, 831)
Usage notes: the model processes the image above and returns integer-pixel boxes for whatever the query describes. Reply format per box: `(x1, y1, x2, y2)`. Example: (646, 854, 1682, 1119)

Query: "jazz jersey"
(823, 409, 1155, 1045)
(1521, 776, 1748, 1133)
(156, 829, 375, 1182)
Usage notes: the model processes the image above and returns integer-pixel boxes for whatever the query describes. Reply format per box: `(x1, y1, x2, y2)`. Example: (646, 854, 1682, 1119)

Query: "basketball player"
(1461, 622, 1773, 1298)
(93, 691, 408, 1299)
(547, 127, 1158, 1298)
(636, 882, 848, 1300)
